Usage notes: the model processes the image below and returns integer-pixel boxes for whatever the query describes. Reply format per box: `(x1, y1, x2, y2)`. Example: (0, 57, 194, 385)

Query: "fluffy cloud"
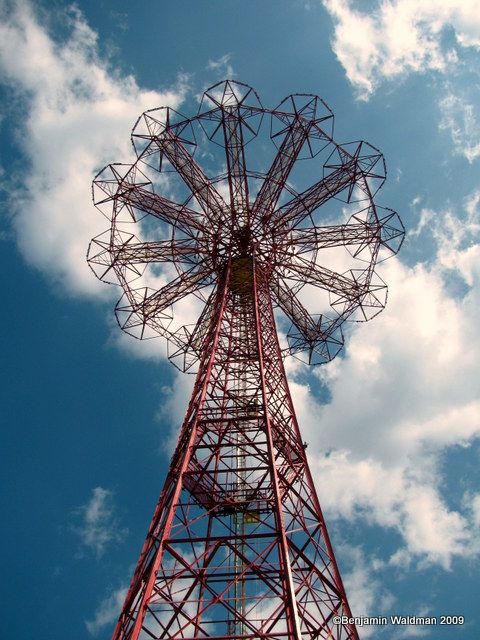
(342, 544, 394, 624)
(85, 584, 127, 636)
(291, 193, 480, 569)
(439, 91, 480, 163)
(465, 492, 480, 530)
(206, 53, 234, 78)
(0, 2, 187, 297)
(72, 486, 127, 558)
(322, 0, 480, 99)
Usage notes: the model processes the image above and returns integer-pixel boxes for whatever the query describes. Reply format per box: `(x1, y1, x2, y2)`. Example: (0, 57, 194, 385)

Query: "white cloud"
(391, 612, 432, 639)
(463, 491, 480, 532)
(341, 545, 394, 634)
(289, 193, 480, 569)
(0, 2, 188, 297)
(471, 494, 480, 528)
(72, 486, 127, 558)
(206, 53, 234, 78)
(439, 91, 480, 163)
(429, 192, 480, 284)
(157, 372, 195, 454)
(109, 323, 169, 362)
(322, 0, 480, 99)
(85, 584, 127, 636)
(86, 552, 208, 638)
(407, 207, 433, 238)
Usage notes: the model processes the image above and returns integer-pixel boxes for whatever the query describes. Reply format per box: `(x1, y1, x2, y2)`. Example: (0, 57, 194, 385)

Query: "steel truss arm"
(108, 237, 198, 266)
(177, 288, 218, 352)
(121, 265, 214, 320)
(117, 184, 207, 235)
(253, 117, 312, 226)
(220, 107, 250, 221)
(271, 159, 358, 231)
(269, 274, 325, 343)
(88, 235, 198, 286)
(155, 129, 227, 224)
(278, 255, 365, 300)
(287, 221, 379, 255)
(166, 287, 225, 372)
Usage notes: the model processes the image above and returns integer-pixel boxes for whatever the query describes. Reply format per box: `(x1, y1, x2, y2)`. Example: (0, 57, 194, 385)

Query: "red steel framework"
(88, 81, 404, 640)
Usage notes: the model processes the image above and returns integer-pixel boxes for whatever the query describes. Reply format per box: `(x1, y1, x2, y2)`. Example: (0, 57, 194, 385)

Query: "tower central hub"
(231, 222, 252, 256)
(230, 255, 254, 296)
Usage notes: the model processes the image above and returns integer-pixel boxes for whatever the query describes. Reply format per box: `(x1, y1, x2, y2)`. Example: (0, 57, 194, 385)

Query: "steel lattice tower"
(88, 81, 404, 640)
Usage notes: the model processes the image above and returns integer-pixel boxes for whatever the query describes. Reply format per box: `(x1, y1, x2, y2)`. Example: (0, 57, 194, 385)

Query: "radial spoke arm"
(271, 159, 358, 231)
(277, 255, 365, 300)
(124, 265, 214, 319)
(156, 130, 227, 223)
(286, 221, 379, 255)
(182, 288, 218, 352)
(220, 107, 250, 222)
(111, 238, 199, 266)
(166, 287, 220, 369)
(253, 117, 312, 226)
(270, 274, 324, 343)
(117, 184, 207, 234)
(270, 272, 347, 364)
(146, 266, 213, 315)
(88, 234, 200, 284)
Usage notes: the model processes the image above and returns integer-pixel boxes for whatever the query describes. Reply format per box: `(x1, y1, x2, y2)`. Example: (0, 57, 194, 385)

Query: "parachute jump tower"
(89, 81, 403, 640)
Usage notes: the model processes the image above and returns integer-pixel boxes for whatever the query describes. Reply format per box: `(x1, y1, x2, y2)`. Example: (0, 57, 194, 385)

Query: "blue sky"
(1, 1, 480, 638)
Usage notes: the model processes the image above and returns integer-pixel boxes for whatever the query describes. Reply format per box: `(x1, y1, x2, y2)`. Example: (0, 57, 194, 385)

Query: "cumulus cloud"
(322, 0, 480, 99)
(157, 372, 196, 453)
(431, 191, 480, 284)
(72, 486, 127, 558)
(0, 2, 188, 297)
(109, 322, 169, 362)
(85, 583, 127, 636)
(289, 193, 480, 569)
(439, 91, 480, 163)
(206, 53, 234, 78)
(465, 492, 480, 530)
(342, 545, 394, 634)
